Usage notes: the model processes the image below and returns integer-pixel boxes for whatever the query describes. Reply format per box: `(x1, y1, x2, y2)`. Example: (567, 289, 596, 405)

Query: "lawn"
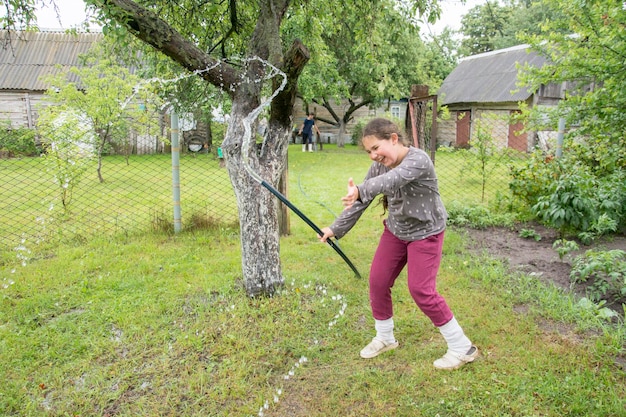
(1, 144, 624, 416)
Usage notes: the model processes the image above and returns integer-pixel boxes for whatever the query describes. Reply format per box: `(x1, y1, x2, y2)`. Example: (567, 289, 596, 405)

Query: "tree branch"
(95, 0, 241, 97)
(269, 39, 309, 127)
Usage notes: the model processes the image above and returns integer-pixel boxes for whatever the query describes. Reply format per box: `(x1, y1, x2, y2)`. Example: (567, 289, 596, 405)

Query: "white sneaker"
(359, 337, 399, 359)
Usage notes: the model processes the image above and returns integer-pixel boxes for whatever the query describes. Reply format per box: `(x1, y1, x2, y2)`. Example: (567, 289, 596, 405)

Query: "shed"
(0, 29, 174, 155)
(437, 44, 565, 152)
(0, 29, 103, 129)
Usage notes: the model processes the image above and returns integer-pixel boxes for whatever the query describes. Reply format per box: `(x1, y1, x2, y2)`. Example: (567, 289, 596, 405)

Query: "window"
(391, 106, 400, 119)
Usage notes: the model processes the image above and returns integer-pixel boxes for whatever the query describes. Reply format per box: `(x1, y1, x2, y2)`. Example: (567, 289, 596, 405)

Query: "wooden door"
(508, 110, 527, 152)
(455, 111, 470, 148)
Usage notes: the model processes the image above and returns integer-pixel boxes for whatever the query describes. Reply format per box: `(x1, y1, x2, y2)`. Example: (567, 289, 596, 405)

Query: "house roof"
(438, 44, 547, 106)
(0, 30, 103, 92)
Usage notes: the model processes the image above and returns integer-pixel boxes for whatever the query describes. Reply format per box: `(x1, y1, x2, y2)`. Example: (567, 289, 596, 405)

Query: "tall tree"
(459, 0, 512, 55)
(458, 0, 566, 56)
(287, 0, 439, 145)
(6, 0, 439, 297)
(518, 0, 626, 168)
(94, 0, 307, 297)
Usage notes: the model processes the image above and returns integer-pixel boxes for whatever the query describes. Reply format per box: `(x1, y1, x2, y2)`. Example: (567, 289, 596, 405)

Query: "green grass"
(435, 149, 517, 207)
(0, 153, 238, 254)
(1, 144, 624, 416)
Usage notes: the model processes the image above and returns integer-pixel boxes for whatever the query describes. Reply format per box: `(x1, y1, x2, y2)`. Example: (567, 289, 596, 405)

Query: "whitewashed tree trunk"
(222, 105, 288, 297)
(336, 119, 347, 147)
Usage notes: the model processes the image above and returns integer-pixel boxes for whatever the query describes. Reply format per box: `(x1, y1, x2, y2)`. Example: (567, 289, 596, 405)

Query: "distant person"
(298, 113, 321, 152)
(318, 118, 478, 370)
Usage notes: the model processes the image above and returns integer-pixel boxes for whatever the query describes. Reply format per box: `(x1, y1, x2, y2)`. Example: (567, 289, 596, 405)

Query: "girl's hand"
(318, 227, 335, 243)
(341, 178, 359, 209)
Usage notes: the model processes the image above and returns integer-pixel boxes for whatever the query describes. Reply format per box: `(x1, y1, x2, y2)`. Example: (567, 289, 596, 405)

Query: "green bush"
(570, 249, 626, 304)
(0, 121, 38, 157)
(510, 149, 561, 208)
(531, 165, 598, 233)
(511, 148, 625, 237)
(531, 166, 625, 237)
(350, 119, 367, 146)
(211, 120, 227, 145)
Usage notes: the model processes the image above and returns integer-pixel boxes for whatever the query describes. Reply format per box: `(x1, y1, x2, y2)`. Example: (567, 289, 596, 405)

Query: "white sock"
(375, 318, 396, 343)
(438, 317, 472, 355)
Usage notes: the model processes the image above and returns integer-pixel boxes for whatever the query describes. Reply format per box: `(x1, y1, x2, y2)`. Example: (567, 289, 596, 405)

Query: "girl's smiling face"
(362, 133, 409, 168)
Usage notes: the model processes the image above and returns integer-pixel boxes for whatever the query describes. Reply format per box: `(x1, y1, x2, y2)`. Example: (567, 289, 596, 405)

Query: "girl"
(318, 118, 478, 370)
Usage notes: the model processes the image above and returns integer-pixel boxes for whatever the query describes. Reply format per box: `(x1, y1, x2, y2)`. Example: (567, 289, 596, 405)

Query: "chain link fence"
(434, 116, 522, 210)
(1, 107, 522, 255)
(1, 121, 236, 254)
(405, 91, 526, 215)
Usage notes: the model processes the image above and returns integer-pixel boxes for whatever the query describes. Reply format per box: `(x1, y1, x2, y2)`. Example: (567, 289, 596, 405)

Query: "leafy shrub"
(570, 249, 626, 304)
(0, 120, 38, 156)
(211, 120, 227, 146)
(567, 135, 626, 176)
(511, 148, 625, 237)
(350, 119, 367, 146)
(531, 165, 597, 234)
(510, 149, 562, 208)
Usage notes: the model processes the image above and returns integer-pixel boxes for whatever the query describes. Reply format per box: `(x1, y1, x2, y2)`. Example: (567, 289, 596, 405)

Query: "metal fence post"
(171, 112, 182, 233)
(556, 117, 565, 158)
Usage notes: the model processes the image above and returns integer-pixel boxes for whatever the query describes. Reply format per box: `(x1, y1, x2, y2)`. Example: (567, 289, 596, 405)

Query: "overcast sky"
(35, 0, 486, 34)
(34, 0, 94, 30)
(422, 0, 486, 35)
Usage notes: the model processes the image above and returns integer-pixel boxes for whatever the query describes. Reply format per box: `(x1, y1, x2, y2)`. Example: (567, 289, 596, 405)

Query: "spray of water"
(256, 280, 347, 417)
(238, 56, 288, 184)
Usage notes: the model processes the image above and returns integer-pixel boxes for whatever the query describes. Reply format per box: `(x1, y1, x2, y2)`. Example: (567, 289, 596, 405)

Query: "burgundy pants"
(369, 224, 453, 327)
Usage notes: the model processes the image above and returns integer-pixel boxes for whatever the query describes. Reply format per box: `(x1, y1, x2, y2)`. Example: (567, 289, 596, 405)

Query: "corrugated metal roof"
(437, 44, 548, 105)
(0, 30, 103, 91)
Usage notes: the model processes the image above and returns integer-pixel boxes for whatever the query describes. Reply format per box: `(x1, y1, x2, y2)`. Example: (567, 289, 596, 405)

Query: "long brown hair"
(361, 118, 409, 214)
(361, 118, 408, 146)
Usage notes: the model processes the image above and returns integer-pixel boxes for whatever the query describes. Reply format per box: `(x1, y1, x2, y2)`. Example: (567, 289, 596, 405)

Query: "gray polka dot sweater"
(330, 146, 447, 241)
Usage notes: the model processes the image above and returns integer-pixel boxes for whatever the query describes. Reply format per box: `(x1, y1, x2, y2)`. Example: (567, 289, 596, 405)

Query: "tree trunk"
(96, 131, 107, 183)
(278, 157, 290, 236)
(222, 104, 285, 297)
(337, 119, 347, 147)
(205, 114, 213, 149)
